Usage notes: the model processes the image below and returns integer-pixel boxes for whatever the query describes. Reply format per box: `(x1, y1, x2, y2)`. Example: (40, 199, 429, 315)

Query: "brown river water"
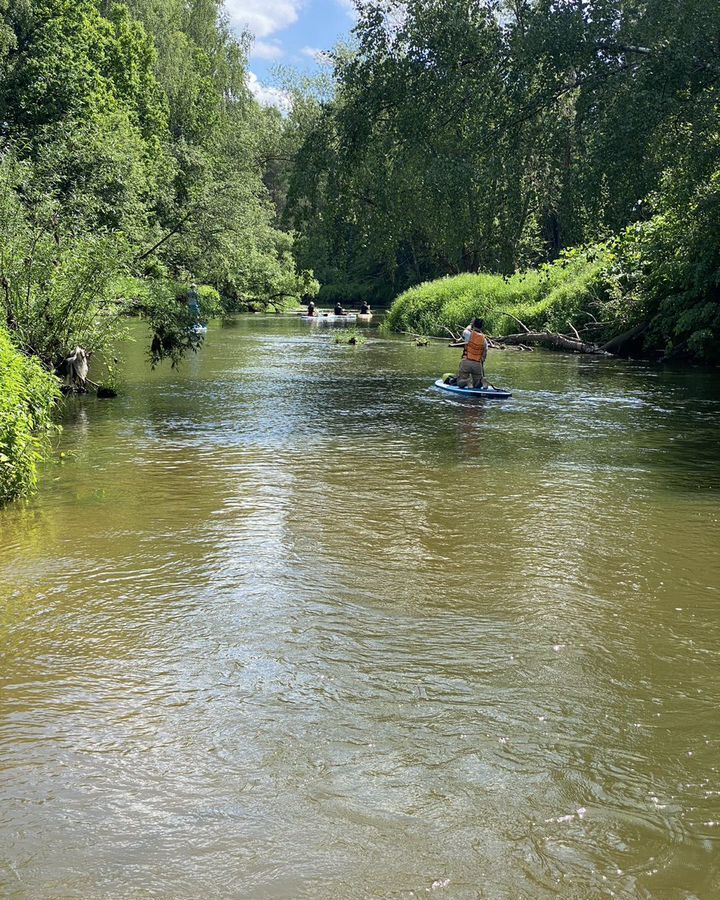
(1, 315, 720, 898)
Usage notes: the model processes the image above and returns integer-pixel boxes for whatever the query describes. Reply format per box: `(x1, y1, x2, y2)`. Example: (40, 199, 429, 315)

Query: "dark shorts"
(457, 359, 485, 388)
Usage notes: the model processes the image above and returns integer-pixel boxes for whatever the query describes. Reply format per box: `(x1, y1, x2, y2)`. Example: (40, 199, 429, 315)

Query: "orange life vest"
(464, 330, 487, 362)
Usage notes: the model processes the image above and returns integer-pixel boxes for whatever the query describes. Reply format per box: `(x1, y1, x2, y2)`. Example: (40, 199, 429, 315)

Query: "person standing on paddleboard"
(187, 283, 200, 323)
(455, 317, 488, 389)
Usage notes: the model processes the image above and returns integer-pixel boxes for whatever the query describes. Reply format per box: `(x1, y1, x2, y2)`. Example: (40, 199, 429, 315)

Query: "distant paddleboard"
(434, 378, 512, 399)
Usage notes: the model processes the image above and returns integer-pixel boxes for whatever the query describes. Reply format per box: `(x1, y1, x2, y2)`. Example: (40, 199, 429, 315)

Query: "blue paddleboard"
(434, 378, 512, 399)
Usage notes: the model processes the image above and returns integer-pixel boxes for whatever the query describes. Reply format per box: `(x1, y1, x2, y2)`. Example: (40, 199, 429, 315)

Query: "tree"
(285, 0, 720, 282)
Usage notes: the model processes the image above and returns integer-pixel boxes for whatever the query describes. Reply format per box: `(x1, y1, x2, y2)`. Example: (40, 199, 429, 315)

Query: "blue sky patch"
(224, 0, 356, 105)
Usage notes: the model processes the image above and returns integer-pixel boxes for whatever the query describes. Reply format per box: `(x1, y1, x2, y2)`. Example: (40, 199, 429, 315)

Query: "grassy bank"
(0, 329, 60, 504)
(382, 248, 610, 338)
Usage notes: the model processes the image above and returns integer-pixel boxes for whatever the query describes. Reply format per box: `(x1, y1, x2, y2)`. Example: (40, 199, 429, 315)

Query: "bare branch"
(506, 313, 530, 333)
(567, 321, 581, 341)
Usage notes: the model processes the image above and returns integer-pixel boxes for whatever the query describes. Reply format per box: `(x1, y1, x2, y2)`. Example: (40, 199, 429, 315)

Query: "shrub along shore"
(383, 248, 610, 342)
(0, 328, 60, 505)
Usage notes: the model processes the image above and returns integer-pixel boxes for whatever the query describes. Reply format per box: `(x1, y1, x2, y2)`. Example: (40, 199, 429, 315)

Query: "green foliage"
(384, 248, 610, 338)
(282, 0, 720, 359)
(0, 327, 60, 504)
(0, 0, 318, 371)
(142, 281, 202, 368)
(0, 149, 226, 377)
(120, 0, 317, 304)
(0, 0, 172, 242)
(0, 156, 133, 370)
(30, 110, 169, 241)
(107, 275, 221, 367)
(221, 247, 319, 313)
(612, 125, 720, 361)
(197, 284, 221, 310)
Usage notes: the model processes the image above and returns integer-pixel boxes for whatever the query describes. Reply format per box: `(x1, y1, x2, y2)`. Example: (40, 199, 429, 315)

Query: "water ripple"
(1, 318, 720, 897)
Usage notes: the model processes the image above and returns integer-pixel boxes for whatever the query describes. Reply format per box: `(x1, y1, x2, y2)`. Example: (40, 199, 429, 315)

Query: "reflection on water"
(1, 316, 720, 898)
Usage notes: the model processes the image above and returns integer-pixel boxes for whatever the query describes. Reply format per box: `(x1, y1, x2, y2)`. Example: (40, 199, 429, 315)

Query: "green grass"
(382, 247, 610, 338)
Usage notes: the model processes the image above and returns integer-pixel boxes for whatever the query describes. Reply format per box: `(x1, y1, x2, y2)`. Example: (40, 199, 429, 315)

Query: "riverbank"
(381, 238, 719, 365)
(382, 247, 614, 341)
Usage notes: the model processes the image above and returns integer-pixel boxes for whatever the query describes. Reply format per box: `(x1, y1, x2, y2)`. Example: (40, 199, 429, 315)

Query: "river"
(1, 316, 719, 898)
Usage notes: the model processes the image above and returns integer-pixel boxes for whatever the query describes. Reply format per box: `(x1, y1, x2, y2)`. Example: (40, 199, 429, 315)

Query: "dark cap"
(472, 317, 484, 330)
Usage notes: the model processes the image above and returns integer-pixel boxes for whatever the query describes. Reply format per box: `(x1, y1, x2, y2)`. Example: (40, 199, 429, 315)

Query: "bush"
(383, 247, 610, 337)
(197, 285, 222, 309)
(112, 278, 222, 367)
(0, 328, 60, 504)
(0, 153, 232, 380)
(217, 231, 320, 314)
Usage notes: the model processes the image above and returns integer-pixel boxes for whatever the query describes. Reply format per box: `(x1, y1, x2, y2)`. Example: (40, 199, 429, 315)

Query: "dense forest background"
(281, 0, 720, 361)
(1, 0, 720, 501)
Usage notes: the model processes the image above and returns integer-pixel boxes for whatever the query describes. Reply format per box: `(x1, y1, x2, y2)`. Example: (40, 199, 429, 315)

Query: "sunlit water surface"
(1, 316, 720, 898)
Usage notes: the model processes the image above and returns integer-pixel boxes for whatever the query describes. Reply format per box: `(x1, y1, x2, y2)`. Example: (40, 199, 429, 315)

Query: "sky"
(223, 0, 357, 107)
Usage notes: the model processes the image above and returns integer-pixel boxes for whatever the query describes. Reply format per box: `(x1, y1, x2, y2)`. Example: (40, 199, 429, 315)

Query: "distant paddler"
(358, 300, 372, 320)
(187, 283, 200, 321)
(451, 317, 489, 389)
(306, 300, 318, 317)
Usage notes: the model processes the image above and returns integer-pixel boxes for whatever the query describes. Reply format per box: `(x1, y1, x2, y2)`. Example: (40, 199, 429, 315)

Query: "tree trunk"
(495, 331, 608, 354)
(600, 321, 649, 356)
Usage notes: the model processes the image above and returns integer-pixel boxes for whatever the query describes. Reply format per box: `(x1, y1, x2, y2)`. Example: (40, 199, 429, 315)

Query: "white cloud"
(252, 39, 284, 60)
(224, 0, 302, 38)
(246, 71, 293, 113)
(336, 0, 357, 19)
(301, 46, 332, 64)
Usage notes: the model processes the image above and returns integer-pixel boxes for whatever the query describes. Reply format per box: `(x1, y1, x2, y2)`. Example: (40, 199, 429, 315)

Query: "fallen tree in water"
(491, 316, 612, 355)
(494, 331, 608, 353)
(443, 318, 613, 356)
